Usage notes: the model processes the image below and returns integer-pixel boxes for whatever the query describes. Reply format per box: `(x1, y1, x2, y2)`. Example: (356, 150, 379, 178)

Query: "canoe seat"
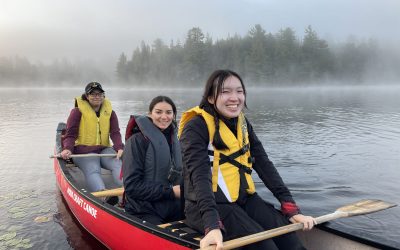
(64, 158, 76, 167)
(158, 221, 203, 241)
(66, 161, 118, 190)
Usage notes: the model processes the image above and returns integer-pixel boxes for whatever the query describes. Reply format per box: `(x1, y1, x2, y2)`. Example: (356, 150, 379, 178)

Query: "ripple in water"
(1, 86, 399, 248)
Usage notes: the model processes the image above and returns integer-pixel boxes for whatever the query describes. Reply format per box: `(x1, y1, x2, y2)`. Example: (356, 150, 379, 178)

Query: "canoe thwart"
(91, 187, 124, 197)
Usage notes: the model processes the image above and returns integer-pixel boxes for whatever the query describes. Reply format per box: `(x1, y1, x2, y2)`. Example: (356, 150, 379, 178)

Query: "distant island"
(1, 25, 399, 87)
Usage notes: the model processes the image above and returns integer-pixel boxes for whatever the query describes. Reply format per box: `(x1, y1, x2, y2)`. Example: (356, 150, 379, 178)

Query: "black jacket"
(122, 120, 181, 218)
(180, 114, 298, 232)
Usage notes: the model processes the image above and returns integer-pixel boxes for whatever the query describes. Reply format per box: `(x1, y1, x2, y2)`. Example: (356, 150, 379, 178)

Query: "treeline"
(0, 57, 109, 87)
(1, 25, 399, 87)
(117, 25, 400, 86)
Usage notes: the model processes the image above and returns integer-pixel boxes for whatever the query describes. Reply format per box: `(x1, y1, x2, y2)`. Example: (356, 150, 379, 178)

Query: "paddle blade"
(336, 199, 396, 217)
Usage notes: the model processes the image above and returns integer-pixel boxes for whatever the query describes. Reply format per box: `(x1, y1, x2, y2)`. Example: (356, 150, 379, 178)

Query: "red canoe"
(53, 122, 201, 250)
(53, 122, 394, 250)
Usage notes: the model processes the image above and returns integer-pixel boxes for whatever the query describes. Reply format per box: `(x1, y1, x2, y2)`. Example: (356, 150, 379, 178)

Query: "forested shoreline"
(1, 25, 400, 87)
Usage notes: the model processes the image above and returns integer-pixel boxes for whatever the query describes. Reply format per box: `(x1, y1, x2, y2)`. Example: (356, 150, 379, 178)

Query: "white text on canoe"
(67, 187, 98, 219)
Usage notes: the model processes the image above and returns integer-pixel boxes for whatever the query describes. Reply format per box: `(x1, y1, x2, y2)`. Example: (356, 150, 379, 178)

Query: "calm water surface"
(0, 86, 399, 249)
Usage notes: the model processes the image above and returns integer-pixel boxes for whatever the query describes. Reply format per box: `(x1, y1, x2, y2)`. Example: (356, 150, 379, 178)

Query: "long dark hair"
(149, 95, 177, 125)
(200, 69, 247, 150)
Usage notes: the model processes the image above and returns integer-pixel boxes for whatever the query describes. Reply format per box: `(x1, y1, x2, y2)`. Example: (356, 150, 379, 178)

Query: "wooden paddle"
(92, 187, 124, 197)
(49, 153, 117, 158)
(200, 199, 396, 250)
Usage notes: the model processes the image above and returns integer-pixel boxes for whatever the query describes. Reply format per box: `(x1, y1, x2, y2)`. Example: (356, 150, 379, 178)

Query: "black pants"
(127, 199, 183, 225)
(186, 193, 305, 250)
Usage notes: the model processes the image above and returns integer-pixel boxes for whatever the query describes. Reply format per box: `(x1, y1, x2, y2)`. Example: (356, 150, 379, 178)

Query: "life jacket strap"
(219, 144, 249, 164)
(219, 153, 252, 175)
(218, 144, 252, 190)
(218, 144, 252, 175)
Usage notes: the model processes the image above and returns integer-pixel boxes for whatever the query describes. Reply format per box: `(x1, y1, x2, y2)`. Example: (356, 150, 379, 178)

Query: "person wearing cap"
(60, 82, 124, 197)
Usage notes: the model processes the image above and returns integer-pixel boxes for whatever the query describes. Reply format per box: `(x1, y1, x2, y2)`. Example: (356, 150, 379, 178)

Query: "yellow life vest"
(75, 96, 112, 147)
(179, 106, 256, 202)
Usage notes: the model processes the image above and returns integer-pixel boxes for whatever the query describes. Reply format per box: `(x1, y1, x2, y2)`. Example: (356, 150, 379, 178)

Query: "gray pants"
(73, 147, 123, 192)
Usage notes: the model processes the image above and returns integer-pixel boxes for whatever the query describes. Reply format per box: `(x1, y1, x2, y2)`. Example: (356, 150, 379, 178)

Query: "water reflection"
(0, 86, 399, 248)
(54, 191, 107, 250)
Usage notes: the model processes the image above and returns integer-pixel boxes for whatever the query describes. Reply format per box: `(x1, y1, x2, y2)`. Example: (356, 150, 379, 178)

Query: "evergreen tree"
(300, 25, 334, 81)
(275, 28, 300, 83)
(246, 24, 269, 83)
(1, 25, 399, 87)
(183, 27, 206, 84)
(116, 53, 128, 82)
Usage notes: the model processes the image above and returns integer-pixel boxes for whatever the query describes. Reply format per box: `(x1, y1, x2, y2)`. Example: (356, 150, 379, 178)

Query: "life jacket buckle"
(168, 166, 182, 184)
(248, 157, 255, 164)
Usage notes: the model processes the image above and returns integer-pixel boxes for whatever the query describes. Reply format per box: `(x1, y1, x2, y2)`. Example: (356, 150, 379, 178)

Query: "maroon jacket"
(63, 107, 124, 154)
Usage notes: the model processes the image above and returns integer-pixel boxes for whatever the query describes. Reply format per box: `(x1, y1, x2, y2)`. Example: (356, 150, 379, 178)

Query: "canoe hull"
(53, 122, 393, 250)
(297, 229, 379, 250)
(53, 157, 191, 250)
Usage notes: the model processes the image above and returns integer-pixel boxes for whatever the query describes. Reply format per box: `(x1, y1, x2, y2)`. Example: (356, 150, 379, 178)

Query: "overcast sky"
(1, 0, 399, 69)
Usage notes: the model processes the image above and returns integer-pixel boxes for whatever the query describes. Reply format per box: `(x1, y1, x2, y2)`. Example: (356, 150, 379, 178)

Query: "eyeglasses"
(89, 92, 104, 97)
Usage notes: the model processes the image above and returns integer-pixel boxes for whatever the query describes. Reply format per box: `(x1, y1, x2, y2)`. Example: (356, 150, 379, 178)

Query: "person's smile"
(209, 75, 245, 119)
(150, 102, 174, 130)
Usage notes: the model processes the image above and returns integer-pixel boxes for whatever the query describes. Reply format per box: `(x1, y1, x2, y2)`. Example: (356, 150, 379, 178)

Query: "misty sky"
(1, 0, 400, 69)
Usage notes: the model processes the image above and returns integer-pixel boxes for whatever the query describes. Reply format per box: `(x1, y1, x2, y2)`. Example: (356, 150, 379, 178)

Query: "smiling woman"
(122, 95, 184, 225)
(207, 75, 245, 119)
(149, 96, 176, 130)
(86, 90, 105, 111)
(179, 69, 316, 250)
(60, 82, 124, 196)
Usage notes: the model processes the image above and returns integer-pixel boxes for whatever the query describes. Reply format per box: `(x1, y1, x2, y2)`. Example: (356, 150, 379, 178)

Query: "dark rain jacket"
(179, 107, 300, 233)
(122, 116, 182, 218)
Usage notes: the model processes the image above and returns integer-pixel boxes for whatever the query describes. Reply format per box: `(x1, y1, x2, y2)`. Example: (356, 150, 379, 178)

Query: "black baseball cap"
(85, 82, 105, 94)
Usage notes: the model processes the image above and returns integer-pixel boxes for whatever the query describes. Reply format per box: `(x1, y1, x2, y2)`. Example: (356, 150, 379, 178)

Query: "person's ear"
(208, 96, 215, 104)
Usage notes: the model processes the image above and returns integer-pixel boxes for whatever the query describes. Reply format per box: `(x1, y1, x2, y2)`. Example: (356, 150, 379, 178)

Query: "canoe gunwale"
(54, 122, 199, 249)
(315, 223, 398, 250)
(54, 122, 398, 250)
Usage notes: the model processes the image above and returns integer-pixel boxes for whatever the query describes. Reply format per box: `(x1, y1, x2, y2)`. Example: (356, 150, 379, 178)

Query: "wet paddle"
(200, 199, 396, 250)
(49, 153, 117, 158)
(92, 187, 124, 197)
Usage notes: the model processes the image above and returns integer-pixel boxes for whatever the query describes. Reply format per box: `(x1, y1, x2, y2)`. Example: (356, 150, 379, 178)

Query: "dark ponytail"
(212, 114, 228, 150)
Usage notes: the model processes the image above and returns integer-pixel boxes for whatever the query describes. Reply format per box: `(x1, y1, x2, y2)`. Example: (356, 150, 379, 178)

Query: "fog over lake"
(1, 0, 400, 248)
(1, 0, 400, 84)
(0, 85, 399, 248)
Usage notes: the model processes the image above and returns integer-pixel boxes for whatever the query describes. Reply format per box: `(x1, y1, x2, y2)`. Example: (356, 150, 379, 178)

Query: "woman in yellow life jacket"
(60, 82, 123, 202)
(179, 70, 316, 250)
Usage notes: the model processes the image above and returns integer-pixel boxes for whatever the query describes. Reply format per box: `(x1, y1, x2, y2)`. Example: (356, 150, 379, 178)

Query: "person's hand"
(172, 185, 181, 198)
(289, 214, 317, 230)
(200, 229, 223, 250)
(60, 149, 72, 160)
(116, 149, 123, 160)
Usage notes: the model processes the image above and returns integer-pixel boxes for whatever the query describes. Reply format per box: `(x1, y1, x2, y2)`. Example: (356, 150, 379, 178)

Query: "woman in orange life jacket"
(60, 82, 123, 198)
(179, 70, 316, 250)
(122, 96, 183, 225)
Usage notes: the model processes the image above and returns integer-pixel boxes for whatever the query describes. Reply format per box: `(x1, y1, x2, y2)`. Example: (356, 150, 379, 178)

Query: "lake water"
(0, 86, 399, 249)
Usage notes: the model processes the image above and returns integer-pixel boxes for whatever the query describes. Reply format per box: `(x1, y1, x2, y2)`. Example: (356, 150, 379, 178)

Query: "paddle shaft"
(50, 153, 117, 158)
(202, 211, 349, 250)
(92, 187, 124, 197)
